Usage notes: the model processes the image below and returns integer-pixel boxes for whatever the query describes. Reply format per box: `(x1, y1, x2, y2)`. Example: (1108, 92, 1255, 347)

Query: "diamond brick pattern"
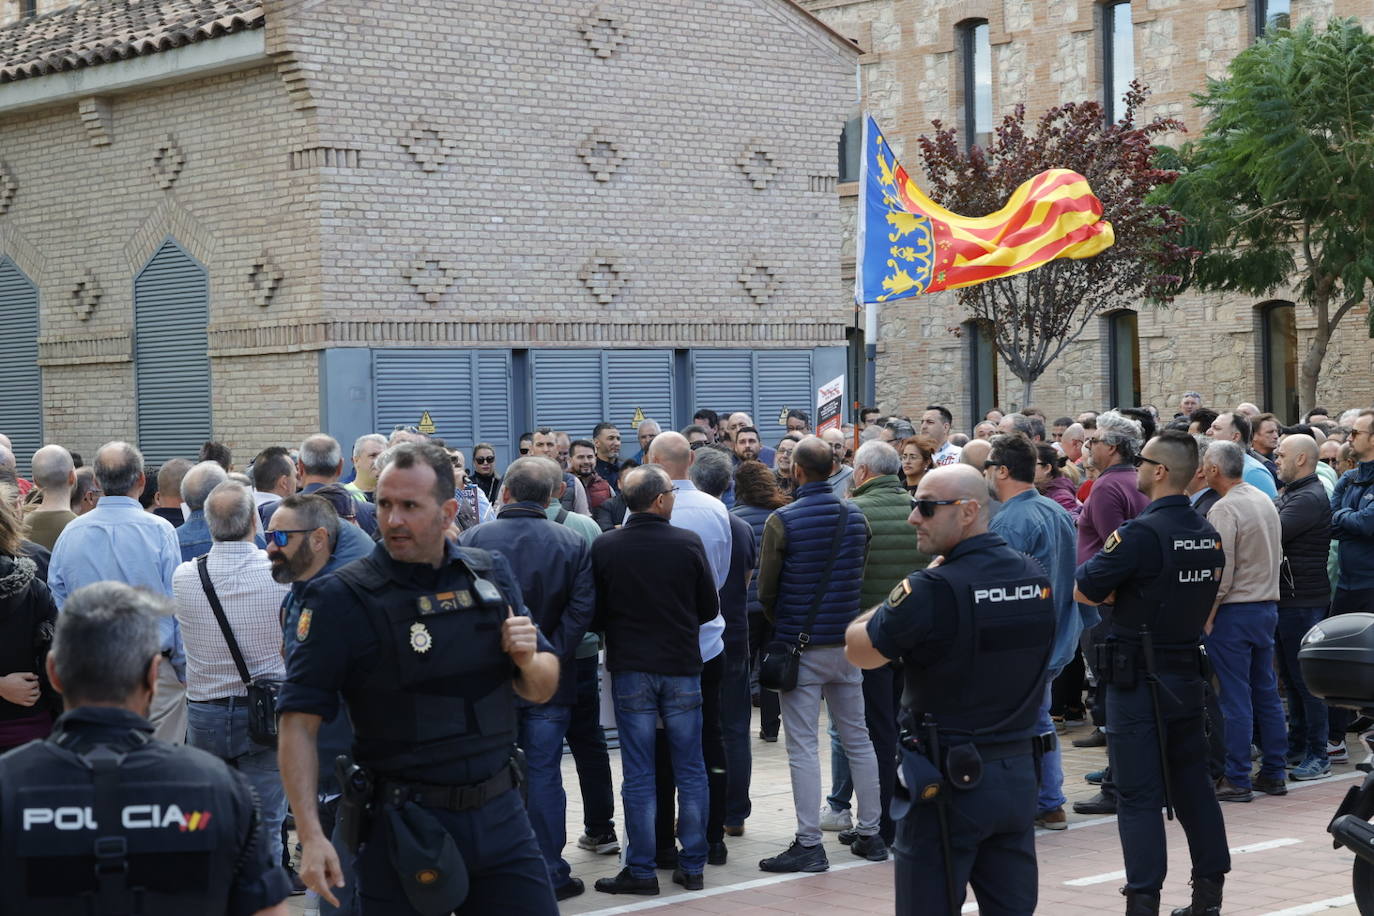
(401, 257, 456, 303)
(738, 258, 780, 306)
(577, 129, 624, 181)
(579, 250, 629, 304)
(71, 270, 102, 321)
(738, 143, 780, 190)
(403, 124, 457, 173)
(249, 255, 283, 307)
(580, 7, 627, 58)
(0, 160, 15, 214)
(150, 135, 185, 189)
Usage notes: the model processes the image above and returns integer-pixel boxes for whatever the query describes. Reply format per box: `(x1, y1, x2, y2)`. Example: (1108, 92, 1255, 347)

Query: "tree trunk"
(1299, 326, 1327, 418)
(1020, 375, 1035, 409)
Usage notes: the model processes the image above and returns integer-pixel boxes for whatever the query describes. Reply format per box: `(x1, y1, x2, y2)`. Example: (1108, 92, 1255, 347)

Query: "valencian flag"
(855, 115, 1114, 304)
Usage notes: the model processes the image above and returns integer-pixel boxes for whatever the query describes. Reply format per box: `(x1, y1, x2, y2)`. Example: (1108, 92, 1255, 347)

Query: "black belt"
(937, 738, 1037, 763)
(378, 763, 516, 812)
(189, 695, 246, 706)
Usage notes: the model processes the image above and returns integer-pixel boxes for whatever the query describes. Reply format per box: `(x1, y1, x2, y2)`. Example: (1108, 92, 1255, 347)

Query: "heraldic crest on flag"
(855, 115, 1115, 304)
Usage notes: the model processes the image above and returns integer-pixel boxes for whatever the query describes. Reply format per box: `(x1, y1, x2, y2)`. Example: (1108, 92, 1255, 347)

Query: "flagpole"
(855, 113, 877, 409)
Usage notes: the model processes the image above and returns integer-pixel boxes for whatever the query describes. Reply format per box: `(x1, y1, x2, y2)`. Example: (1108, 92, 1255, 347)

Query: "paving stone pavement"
(290, 716, 1370, 915)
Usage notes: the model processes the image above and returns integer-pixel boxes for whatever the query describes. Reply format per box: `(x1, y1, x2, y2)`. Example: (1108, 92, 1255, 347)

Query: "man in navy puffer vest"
(756, 436, 884, 872)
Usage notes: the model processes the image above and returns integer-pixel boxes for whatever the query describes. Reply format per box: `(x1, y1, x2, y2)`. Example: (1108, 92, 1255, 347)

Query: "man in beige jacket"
(1202, 440, 1286, 803)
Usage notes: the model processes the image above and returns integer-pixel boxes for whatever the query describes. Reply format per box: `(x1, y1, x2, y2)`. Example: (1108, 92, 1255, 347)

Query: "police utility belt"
(1094, 637, 1208, 688)
(377, 764, 519, 812)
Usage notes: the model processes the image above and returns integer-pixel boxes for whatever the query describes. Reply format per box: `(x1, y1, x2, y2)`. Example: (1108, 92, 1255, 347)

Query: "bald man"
(846, 465, 1054, 914)
(1273, 434, 1334, 779)
(820, 428, 854, 497)
(23, 444, 78, 550)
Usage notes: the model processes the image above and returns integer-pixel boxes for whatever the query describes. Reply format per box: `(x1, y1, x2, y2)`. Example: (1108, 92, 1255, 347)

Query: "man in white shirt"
(921, 405, 964, 466)
(172, 480, 290, 861)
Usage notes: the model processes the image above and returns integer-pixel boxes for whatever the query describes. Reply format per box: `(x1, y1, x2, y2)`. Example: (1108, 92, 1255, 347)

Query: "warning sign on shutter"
(417, 411, 436, 435)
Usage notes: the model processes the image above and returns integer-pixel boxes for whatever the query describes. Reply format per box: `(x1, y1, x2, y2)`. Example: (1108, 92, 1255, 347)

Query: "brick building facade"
(802, 0, 1373, 432)
(0, 0, 858, 471)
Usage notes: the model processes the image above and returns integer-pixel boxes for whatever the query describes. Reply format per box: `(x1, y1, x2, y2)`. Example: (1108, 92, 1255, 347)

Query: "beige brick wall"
(803, 0, 1374, 429)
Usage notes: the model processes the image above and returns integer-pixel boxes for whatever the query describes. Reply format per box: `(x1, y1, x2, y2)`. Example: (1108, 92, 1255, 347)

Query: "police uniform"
(866, 531, 1055, 916)
(0, 706, 290, 916)
(278, 541, 558, 916)
(1076, 494, 1230, 906)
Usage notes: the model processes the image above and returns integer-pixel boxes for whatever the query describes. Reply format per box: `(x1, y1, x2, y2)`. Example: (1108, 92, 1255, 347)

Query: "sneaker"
(1253, 773, 1288, 796)
(1072, 791, 1116, 815)
(1328, 740, 1350, 764)
(1062, 714, 1088, 727)
(1072, 728, 1107, 748)
(554, 877, 585, 901)
(671, 868, 704, 891)
(759, 730, 778, 743)
(707, 841, 728, 866)
(1289, 755, 1332, 781)
(1035, 807, 1068, 830)
(1359, 732, 1374, 773)
(577, 831, 620, 855)
(819, 805, 853, 831)
(759, 840, 829, 873)
(850, 833, 889, 861)
(594, 867, 659, 896)
(1085, 768, 1105, 785)
(837, 828, 857, 845)
(1215, 777, 1254, 802)
(1287, 749, 1306, 768)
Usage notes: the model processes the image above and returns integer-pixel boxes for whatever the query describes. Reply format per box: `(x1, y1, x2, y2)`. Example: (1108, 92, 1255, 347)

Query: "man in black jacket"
(591, 466, 718, 896)
(1274, 433, 1333, 780)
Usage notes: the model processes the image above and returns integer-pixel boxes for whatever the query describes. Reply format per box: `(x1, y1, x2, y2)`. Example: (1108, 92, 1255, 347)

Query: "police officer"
(1074, 430, 1230, 916)
(846, 464, 1055, 916)
(0, 581, 291, 916)
(278, 441, 561, 915)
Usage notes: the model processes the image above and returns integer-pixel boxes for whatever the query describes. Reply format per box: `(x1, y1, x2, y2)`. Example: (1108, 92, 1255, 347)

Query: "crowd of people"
(0, 389, 1370, 914)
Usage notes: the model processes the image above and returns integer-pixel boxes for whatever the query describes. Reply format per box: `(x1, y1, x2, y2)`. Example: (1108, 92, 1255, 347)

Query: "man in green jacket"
(821, 440, 929, 845)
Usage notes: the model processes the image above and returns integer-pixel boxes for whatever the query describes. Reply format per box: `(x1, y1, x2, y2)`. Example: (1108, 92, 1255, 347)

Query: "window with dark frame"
(838, 115, 861, 183)
(21, 0, 37, 17)
(959, 20, 993, 151)
(1103, 1, 1135, 123)
(1259, 301, 1299, 423)
(1107, 310, 1141, 408)
(1254, 0, 1291, 36)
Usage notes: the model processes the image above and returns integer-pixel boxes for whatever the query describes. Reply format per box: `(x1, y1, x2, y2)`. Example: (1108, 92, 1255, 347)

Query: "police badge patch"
(409, 622, 432, 654)
(296, 608, 313, 642)
(1103, 530, 1123, 553)
(887, 578, 913, 607)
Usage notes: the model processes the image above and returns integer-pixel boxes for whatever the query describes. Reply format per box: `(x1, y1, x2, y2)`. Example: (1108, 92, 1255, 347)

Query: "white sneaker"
(1328, 740, 1350, 764)
(819, 805, 853, 831)
(1359, 732, 1374, 773)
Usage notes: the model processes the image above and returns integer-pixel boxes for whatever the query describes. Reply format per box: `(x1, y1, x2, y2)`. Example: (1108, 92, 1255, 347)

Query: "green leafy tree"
(1159, 17, 1374, 413)
(916, 86, 1189, 406)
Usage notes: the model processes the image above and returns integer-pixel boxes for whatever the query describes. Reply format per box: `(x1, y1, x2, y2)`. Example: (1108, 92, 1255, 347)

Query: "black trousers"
(656, 653, 727, 848)
(565, 654, 616, 836)
(748, 613, 780, 737)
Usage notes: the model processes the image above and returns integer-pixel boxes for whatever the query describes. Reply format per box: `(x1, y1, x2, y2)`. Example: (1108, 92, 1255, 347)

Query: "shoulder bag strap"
(796, 504, 850, 647)
(196, 555, 253, 687)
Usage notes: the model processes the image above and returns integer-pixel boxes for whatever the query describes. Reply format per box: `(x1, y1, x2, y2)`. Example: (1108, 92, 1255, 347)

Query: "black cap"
(385, 803, 467, 915)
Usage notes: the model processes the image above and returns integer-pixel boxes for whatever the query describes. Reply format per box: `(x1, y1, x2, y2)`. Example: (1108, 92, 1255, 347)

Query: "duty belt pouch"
(945, 743, 983, 791)
(1094, 640, 1138, 688)
(198, 556, 283, 747)
(386, 802, 468, 916)
(759, 505, 850, 694)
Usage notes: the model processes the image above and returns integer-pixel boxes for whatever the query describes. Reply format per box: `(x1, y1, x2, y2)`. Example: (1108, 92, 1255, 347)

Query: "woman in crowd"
(731, 460, 790, 743)
(1035, 443, 1082, 521)
(0, 487, 59, 752)
(471, 442, 502, 503)
(899, 435, 936, 496)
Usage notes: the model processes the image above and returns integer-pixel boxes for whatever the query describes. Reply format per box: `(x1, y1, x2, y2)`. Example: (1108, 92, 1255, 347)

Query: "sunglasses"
(1321, 458, 1337, 466)
(909, 497, 974, 518)
(265, 528, 315, 547)
(474, 456, 495, 464)
(1131, 455, 1168, 471)
(518, 446, 531, 454)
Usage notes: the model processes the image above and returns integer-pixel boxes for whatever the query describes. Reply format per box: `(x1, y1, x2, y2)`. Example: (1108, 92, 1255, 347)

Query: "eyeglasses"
(474, 456, 495, 464)
(265, 528, 315, 547)
(1321, 457, 1337, 466)
(449, 456, 464, 467)
(982, 460, 1002, 470)
(656, 487, 681, 499)
(1354, 429, 1372, 439)
(909, 497, 974, 518)
(1132, 455, 1168, 471)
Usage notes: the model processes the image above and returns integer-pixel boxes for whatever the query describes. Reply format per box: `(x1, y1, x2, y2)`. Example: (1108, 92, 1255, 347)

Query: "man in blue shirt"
(48, 441, 187, 742)
(985, 433, 1080, 830)
(1207, 412, 1278, 498)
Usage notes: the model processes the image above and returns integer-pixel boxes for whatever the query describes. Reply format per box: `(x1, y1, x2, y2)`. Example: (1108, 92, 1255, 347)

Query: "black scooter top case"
(1300, 612, 1374, 710)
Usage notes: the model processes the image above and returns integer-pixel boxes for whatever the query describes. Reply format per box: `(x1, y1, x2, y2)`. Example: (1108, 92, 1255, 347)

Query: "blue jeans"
(612, 671, 707, 878)
(185, 698, 287, 863)
(1274, 606, 1329, 760)
(1037, 682, 1066, 814)
(518, 704, 574, 889)
(719, 651, 754, 828)
(1204, 602, 1287, 787)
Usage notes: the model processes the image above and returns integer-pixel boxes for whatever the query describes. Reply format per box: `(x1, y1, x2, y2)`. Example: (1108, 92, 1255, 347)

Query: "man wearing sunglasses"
(845, 464, 1055, 916)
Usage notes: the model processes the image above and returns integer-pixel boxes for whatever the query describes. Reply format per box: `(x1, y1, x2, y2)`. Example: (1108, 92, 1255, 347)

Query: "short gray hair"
(1096, 410, 1143, 462)
(503, 456, 560, 505)
(0, 445, 13, 470)
(858, 425, 884, 444)
(31, 444, 75, 490)
(688, 447, 733, 498)
(53, 582, 166, 705)
(181, 460, 228, 511)
(205, 480, 256, 541)
(854, 440, 901, 476)
(352, 433, 387, 459)
(1204, 440, 1245, 480)
(1006, 414, 1046, 441)
(94, 441, 145, 497)
(884, 418, 916, 440)
(299, 434, 343, 477)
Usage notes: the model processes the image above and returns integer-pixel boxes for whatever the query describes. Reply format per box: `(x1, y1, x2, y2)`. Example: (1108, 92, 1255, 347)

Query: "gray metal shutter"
(689, 350, 754, 419)
(135, 239, 210, 465)
(0, 258, 41, 475)
(373, 350, 514, 465)
(531, 350, 606, 439)
(755, 351, 815, 432)
(605, 350, 673, 431)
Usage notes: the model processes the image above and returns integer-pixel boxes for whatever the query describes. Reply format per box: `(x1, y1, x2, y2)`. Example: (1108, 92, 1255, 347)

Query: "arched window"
(0, 257, 41, 474)
(135, 239, 211, 464)
(1107, 309, 1140, 407)
(965, 319, 999, 426)
(1103, 1, 1134, 122)
(959, 19, 992, 150)
(1259, 300, 1298, 423)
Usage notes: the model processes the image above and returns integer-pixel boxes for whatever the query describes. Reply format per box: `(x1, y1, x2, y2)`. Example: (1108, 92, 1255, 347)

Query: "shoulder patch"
(1103, 530, 1123, 553)
(295, 608, 313, 642)
(887, 578, 913, 607)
